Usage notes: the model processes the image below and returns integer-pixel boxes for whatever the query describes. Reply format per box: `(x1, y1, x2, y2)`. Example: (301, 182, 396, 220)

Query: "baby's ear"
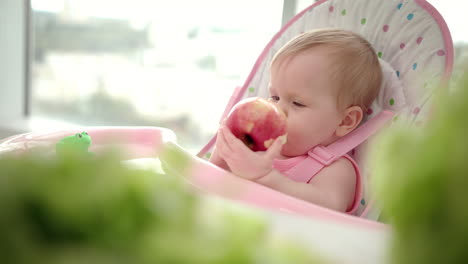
(335, 106, 363, 137)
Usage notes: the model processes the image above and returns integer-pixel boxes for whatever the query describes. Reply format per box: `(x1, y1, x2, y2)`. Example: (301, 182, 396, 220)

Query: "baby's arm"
(211, 125, 356, 212)
(209, 145, 229, 170)
(257, 158, 357, 212)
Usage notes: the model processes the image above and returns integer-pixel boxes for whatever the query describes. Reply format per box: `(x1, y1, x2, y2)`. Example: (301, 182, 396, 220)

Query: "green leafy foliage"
(0, 146, 323, 264)
(373, 71, 468, 264)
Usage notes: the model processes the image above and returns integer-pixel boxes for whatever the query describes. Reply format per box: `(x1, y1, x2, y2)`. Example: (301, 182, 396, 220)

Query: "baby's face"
(269, 46, 343, 157)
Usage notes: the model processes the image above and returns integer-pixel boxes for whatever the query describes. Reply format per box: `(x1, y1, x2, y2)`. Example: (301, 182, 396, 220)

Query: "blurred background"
(0, 0, 467, 153)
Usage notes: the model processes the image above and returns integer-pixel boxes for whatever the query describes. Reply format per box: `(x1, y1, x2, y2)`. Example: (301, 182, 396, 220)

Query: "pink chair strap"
(285, 110, 394, 183)
(285, 155, 325, 183)
(324, 110, 395, 160)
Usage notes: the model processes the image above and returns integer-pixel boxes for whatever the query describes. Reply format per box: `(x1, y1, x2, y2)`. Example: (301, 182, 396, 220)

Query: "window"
(5, 0, 465, 149)
(31, 0, 283, 152)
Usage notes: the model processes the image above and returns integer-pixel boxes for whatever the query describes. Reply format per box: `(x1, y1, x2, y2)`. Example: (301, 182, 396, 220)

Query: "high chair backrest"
(198, 0, 453, 220)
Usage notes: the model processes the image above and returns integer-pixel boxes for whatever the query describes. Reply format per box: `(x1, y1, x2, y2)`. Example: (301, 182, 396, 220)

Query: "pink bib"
(273, 151, 362, 214)
(273, 110, 394, 215)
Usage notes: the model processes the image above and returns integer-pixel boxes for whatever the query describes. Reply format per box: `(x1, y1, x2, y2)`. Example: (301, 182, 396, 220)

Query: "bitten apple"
(225, 97, 287, 151)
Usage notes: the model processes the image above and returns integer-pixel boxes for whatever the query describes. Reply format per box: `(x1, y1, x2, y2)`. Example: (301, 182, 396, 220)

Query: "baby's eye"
(269, 96, 280, 102)
(293, 101, 305, 107)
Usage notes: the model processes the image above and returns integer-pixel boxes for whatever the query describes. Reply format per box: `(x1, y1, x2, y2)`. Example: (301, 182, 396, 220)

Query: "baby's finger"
(265, 135, 287, 160)
(217, 128, 233, 155)
(221, 126, 250, 152)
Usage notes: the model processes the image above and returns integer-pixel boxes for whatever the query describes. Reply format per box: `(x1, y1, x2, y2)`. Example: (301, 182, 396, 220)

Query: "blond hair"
(271, 28, 382, 111)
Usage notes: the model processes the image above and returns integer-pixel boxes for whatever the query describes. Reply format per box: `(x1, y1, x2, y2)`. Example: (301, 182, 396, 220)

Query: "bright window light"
(30, 0, 283, 152)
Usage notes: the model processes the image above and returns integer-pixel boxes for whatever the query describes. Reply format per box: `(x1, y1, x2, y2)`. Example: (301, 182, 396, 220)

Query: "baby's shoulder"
(334, 156, 356, 169)
(310, 156, 357, 209)
(317, 157, 356, 179)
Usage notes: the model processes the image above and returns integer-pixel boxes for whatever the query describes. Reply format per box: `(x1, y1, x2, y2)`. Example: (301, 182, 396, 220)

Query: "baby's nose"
(276, 102, 288, 117)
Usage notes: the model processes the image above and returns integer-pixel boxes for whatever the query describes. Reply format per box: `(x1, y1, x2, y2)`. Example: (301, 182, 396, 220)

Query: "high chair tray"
(0, 126, 390, 264)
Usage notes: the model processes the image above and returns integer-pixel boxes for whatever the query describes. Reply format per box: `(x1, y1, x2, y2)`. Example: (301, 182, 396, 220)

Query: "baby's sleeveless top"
(272, 150, 362, 214)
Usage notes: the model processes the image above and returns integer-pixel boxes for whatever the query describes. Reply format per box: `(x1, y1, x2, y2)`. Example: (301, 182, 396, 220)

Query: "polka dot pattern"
(437, 49, 446, 56)
(416, 36, 423, 44)
(383, 25, 389, 32)
(249, 87, 255, 93)
(407, 13, 414, 20)
(341, 9, 347, 15)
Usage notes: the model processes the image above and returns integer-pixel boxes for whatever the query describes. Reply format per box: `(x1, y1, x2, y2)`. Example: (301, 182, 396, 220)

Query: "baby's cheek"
(285, 118, 301, 134)
(284, 131, 303, 150)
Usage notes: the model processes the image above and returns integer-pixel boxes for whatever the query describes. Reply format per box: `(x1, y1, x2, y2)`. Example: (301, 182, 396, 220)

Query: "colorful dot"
(400, 43, 406, 49)
(397, 3, 403, 9)
(361, 199, 366, 205)
(361, 18, 367, 25)
(437, 49, 446, 56)
(413, 63, 418, 70)
(416, 36, 423, 44)
(407, 13, 414, 20)
(329, 6, 334, 12)
(377, 51, 383, 58)
(205, 152, 212, 159)
(341, 9, 347, 15)
(393, 116, 399, 122)
(367, 108, 373, 115)
(383, 25, 389, 32)
(249, 87, 255, 93)
(413, 107, 421, 114)
(389, 98, 395, 106)
(396, 70, 400, 77)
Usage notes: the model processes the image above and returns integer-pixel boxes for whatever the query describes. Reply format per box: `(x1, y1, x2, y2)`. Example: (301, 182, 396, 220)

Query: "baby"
(210, 29, 382, 213)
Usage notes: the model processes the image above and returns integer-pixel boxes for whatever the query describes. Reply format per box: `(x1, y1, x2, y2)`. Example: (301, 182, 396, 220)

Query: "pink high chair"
(0, 0, 453, 263)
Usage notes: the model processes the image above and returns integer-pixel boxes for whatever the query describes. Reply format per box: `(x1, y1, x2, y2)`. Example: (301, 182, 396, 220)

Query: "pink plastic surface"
(188, 152, 386, 230)
(415, 0, 454, 81)
(0, 127, 387, 231)
(0, 127, 176, 159)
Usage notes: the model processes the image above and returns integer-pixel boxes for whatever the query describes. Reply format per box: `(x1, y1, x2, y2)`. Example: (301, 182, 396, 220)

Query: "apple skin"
(225, 97, 287, 151)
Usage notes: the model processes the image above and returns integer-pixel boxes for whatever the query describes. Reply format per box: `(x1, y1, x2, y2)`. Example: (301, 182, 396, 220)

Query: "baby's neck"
(276, 153, 306, 160)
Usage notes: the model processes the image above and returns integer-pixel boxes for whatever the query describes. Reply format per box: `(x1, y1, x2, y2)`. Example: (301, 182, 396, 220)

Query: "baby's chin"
(280, 145, 309, 158)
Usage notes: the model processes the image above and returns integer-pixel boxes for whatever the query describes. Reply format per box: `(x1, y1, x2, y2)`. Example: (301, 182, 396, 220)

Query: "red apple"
(225, 97, 287, 151)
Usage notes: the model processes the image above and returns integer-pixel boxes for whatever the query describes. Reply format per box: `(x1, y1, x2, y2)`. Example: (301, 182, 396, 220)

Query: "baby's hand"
(216, 125, 286, 180)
